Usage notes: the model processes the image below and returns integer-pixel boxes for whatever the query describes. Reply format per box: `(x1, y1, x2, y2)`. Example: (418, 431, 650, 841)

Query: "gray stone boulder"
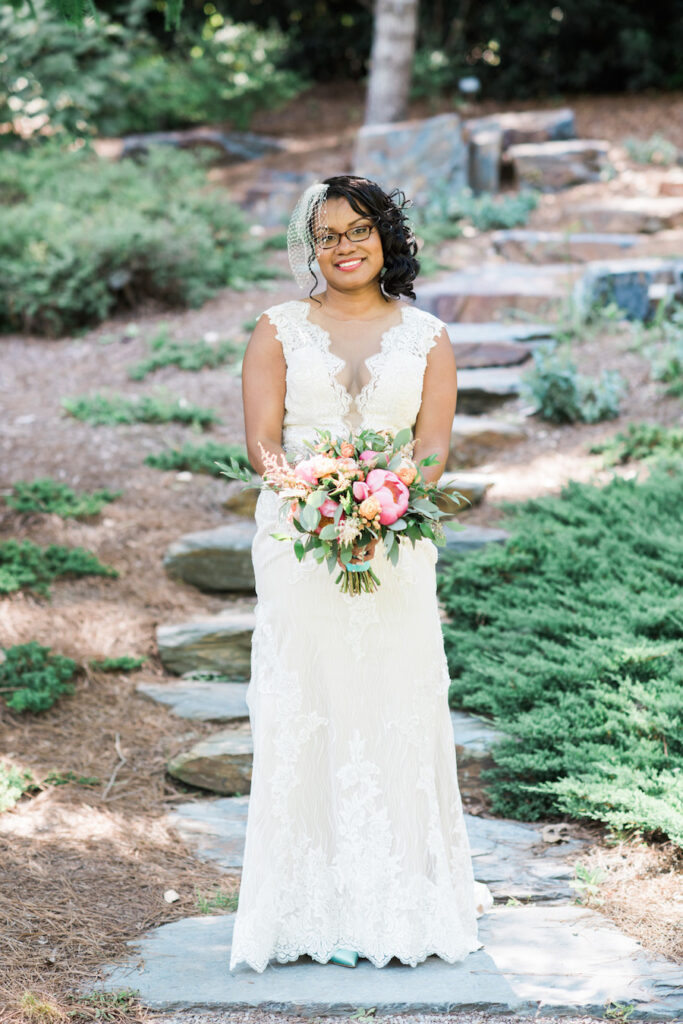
(574, 257, 683, 321)
(448, 414, 527, 468)
(353, 113, 467, 209)
(433, 471, 493, 513)
(445, 322, 557, 345)
(450, 338, 534, 368)
(163, 522, 257, 593)
(506, 139, 610, 191)
(240, 169, 320, 228)
(223, 480, 260, 518)
(463, 108, 576, 151)
(157, 609, 255, 679)
(167, 729, 253, 795)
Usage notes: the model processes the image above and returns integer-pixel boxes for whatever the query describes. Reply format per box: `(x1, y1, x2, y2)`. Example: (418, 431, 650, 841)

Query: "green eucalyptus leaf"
(393, 427, 412, 450)
(293, 539, 305, 561)
(388, 518, 407, 530)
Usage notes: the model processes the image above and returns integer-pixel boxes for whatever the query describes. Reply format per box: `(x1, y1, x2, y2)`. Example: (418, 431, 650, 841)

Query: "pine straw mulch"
(0, 662, 246, 1023)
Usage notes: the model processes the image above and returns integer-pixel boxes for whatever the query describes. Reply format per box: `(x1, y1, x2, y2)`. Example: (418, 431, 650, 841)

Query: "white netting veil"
(286, 181, 329, 290)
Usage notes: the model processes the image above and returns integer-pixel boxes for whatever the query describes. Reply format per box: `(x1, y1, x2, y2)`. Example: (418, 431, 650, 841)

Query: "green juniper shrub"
(437, 467, 683, 845)
(590, 422, 683, 467)
(521, 344, 625, 424)
(0, 640, 79, 713)
(89, 655, 146, 672)
(652, 338, 683, 398)
(0, 539, 118, 598)
(0, 143, 277, 336)
(127, 326, 244, 380)
(144, 440, 252, 476)
(5, 478, 121, 518)
(61, 390, 220, 429)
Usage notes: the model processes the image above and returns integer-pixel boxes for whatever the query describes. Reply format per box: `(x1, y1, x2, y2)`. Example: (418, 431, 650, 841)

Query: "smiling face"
(312, 196, 385, 292)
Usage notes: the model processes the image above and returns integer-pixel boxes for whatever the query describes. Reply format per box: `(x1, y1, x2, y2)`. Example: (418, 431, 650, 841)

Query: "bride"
(229, 175, 493, 974)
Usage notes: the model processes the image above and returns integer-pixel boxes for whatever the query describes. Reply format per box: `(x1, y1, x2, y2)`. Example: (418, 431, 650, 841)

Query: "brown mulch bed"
(2, 86, 683, 1022)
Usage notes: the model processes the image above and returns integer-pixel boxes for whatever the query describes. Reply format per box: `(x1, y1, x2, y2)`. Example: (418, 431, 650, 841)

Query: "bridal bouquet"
(216, 427, 469, 595)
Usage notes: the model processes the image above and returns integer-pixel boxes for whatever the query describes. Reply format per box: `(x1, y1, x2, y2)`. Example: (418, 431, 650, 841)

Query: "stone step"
(167, 728, 252, 795)
(455, 365, 526, 414)
(505, 139, 610, 191)
(415, 263, 578, 322)
(445, 321, 558, 345)
(450, 338, 534, 367)
(136, 677, 249, 722)
(163, 522, 256, 593)
(574, 257, 683, 321)
(156, 608, 255, 679)
(166, 793, 587, 904)
(491, 228, 645, 263)
(463, 107, 576, 150)
(434, 470, 493, 512)
(440, 524, 509, 555)
(563, 196, 683, 234)
(448, 413, 528, 469)
(88, 904, 683, 1015)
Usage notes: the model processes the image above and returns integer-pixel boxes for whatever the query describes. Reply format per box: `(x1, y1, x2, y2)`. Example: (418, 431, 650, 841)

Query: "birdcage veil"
(286, 181, 329, 290)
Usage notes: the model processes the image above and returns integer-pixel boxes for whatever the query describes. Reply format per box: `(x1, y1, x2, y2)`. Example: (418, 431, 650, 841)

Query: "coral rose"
(395, 460, 417, 486)
(358, 495, 382, 520)
(312, 455, 337, 477)
(340, 442, 355, 458)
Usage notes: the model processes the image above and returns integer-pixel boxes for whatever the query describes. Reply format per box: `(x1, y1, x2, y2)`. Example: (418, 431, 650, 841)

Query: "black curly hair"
(304, 175, 420, 307)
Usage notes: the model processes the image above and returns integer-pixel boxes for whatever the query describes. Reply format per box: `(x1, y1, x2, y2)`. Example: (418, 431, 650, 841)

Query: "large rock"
(353, 113, 467, 209)
(506, 139, 610, 191)
(448, 414, 527, 468)
(240, 169, 319, 228)
(223, 480, 260, 518)
(157, 609, 255, 679)
(454, 366, 525, 414)
(574, 257, 683, 321)
(566, 197, 683, 234)
(136, 678, 249, 722)
(163, 522, 256, 593)
(415, 263, 576, 323)
(463, 108, 576, 151)
(167, 729, 253, 795)
(445, 322, 557, 345)
(491, 229, 643, 264)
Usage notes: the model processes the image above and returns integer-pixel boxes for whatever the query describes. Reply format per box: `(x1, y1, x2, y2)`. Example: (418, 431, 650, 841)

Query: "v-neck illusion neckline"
(298, 299, 410, 410)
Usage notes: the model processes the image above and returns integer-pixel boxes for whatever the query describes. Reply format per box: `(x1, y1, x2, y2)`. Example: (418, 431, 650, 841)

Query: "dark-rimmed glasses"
(314, 222, 377, 250)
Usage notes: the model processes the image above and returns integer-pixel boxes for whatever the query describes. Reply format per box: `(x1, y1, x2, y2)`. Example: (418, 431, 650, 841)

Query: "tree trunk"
(364, 0, 420, 125)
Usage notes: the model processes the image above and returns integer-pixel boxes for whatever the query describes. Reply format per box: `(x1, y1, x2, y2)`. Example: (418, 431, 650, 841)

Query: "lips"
(335, 258, 364, 271)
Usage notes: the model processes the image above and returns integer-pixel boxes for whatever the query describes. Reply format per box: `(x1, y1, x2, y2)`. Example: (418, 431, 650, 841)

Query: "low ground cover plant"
(0, 640, 79, 713)
(623, 133, 679, 166)
(590, 422, 683, 467)
(127, 326, 243, 380)
(0, 143, 278, 336)
(89, 655, 146, 672)
(0, 539, 118, 597)
(437, 467, 683, 845)
(4, 478, 121, 518)
(144, 440, 252, 475)
(521, 343, 625, 424)
(62, 390, 220, 429)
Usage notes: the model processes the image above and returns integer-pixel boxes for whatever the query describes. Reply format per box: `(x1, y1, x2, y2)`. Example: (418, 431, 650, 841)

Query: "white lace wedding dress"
(229, 298, 493, 974)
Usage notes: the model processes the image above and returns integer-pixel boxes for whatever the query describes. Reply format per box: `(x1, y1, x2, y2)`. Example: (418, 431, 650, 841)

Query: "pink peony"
(359, 449, 378, 463)
(319, 497, 339, 517)
(365, 468, 410, 525)
(293, 457, 320, 485)
(353, 480, 370, 501)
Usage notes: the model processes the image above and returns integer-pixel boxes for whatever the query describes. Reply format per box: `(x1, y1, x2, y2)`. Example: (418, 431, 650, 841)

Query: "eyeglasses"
(314, 223, 377, 250)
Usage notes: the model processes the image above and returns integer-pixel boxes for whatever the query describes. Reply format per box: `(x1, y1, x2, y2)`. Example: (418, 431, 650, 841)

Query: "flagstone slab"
(464, 108, 576, 150)
(136, 679, 249, 722)
(450, 339, 534, 367)
(157, 609, 255, 679)
(492, 229, 644, 263)
(455, 366, 526, 414)
(168, 730, 253, 795)
(445, 321, 558, 344)
(566, 197, 683, 234)
(166, 797, 581, 903)
(506, 139, 610, 191)
(416, 264, 576, 323)
(448, 413, 527, 468)
(439, 524, 510, 556)
(86, 905, 683, 1017)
